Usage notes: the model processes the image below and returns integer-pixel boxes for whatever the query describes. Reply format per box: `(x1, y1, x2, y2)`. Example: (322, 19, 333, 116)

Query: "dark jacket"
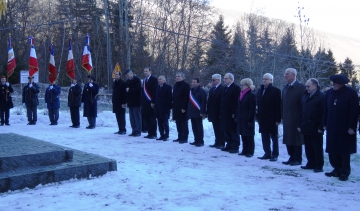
(172, 80, 190, 121)
(236, 89, 256, 136)
(126, 76, 141, 107)
(22, 82, 40, 107)
(298, 90, 325, 135)
(187, 86, 207, 119)
(207, 84, 224, 122)
(220, 83, 240, 130)
(0, 83, 14, 109)
(155, 83, 172, 119)
(81, 82, 99, 117)
(257, 83, 281, 134)
(45, 84, 61, 109)
(142, 75, 158, 115)
(68, 83, 82, 107)
(324, 86, 358, 154)
(112, 79, 127, 113)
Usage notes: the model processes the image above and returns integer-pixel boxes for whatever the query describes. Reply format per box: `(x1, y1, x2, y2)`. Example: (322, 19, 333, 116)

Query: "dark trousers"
(304, 134, 324, 169)
(191, 117, 204, 143)
(48, 108, 59, 124)
(26, 106, 37, 123)
(144, 113, 157, 136)
(142, 113, 147, 132)
(211, 118, 224, 146)
(70, 106, 80, 126)
(286, 144, 303, 163)
(261, 133, 279, 158)
(0, 108, 10, 124)
(115, 109, 126, 132)
(129, 106, 142, 134)
(175, 118, 189, 141)
(224, 130, 240, 150)
(241, 135, 255, 155)
(87, 117, 96, 127)
(328, 153, 351, 176)
(157, 117, 169, 138)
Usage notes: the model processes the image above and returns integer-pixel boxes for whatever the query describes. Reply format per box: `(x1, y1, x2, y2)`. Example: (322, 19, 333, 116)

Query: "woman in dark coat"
(236, 78, 256, 157)
(82, 75, 99, 129)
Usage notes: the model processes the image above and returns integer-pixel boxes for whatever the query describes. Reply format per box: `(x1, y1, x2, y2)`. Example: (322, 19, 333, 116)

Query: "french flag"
(28, 36, 39, 77)
(48, 44, 57, 83)
(66, 38, 76, 80)
(7, 38, 16, 78)
(81, 34, 93, 74)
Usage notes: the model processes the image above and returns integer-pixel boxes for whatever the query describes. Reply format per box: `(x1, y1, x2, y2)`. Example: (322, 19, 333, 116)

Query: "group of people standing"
(0, 66, 358, 182)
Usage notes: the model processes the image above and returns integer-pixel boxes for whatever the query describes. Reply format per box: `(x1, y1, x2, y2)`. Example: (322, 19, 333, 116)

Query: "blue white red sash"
(143, 79, 152, 101)
(189, 90, 200, 110)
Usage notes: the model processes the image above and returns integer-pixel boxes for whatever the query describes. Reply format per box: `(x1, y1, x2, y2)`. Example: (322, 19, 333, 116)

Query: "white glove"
(89, 83, 93, 87)
(5, 82, 9, 86)
(22, 103, 25, 106)
(71, 84, 75, 87)
(49, 85, 53, 89)
(29, 83, 33, 88)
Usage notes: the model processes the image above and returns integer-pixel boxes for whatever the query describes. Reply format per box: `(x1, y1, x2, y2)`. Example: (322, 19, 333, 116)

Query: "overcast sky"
(211, 0, 359, 39)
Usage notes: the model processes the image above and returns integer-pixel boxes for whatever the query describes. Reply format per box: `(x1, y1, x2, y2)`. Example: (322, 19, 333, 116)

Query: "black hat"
(329, 74, 349, 84)
(124, 69, 132, 75)
(87, 75, 96, 81)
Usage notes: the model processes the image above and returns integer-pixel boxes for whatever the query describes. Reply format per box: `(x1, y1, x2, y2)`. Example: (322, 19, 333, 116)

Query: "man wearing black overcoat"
(82, 75, 99, 129)
(0, 76, 14, 126)
(188, 78, 207, 147)
(324, 74, 358, 181)
(207, 74, 225, 148)
(142, 67, 158, 139)
(257, 73, 281, 161)
(220, 73, 240, 153)
(68, 78, 82, 128)
(125, 69, 142, 137)
(112, 72, 127, 134)
(172, 72, 190, 143)
(22, 76, 40, 125)
(154, 75, 172, 141)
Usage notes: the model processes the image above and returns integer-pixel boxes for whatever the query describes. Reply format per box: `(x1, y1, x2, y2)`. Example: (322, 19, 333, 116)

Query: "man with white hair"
(282, 68, 305, 166)
(257, 73, 281, 161)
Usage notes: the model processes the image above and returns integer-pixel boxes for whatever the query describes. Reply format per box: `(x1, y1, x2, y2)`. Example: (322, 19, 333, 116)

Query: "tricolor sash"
(189, 90, 200, 110)
(143, 79, 152, 101)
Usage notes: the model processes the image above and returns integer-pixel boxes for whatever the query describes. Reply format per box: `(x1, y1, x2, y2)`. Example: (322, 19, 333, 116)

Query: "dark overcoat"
(187, 86, 207, 119)
(172, 80, 190, 121)
(68, 83, 82, 107)
(22, 83, 40, 107)
(324, 86, 358, 154)
(282, 80, 305, 145)
(236, 90, 256, 136)
(0, 83, 14, 109)
(112, 79, 127, 113)
(257, 83, 281, 134)
(45, 84, 61, 109)
(298, 90, 325, 135)
(81, 82, 99, 117)
(207, 85, 224, 122)
(126, 76, 141, 107)
(220, 83, 240, 130)
(142, 75, 158, 115)
(155, 83, 172, 119)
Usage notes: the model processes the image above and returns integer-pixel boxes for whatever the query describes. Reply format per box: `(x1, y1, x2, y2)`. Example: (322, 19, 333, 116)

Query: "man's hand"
(121, 104, 126, 108)
(276, 122, 280, 126)
(348, 128, 355, 135)
(181, 109, 186, 113)
(151, 103, 155, 108)
(297, 128, 301, 132)
(126, 88, 129, 92)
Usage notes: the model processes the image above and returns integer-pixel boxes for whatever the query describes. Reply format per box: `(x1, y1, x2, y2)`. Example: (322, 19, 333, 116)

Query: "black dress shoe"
(313, 169, 323, 173)
(144, 135, 150, 138)
(73, 126, 80, 128)
(156, 137, 164, 140)
(119, 131, 126, 135)
(300, 166, 314, 170)
(173, 139, 179, 142)
(5, 123, 10, 126)
(142, 130, 148, 133)
(290, 161, 301, 166)
(147, 136, 156, 139)
(195, 143, 204, 147)
(163, 138, 169, 141)
(0, 123, 4, 126)
(114, 131, 121, 134)
(209, 144, 218, 148)
(238, 152, 246, 156)
(86, 125, 95, 129)
(246, 154, 253, 157)
(325, 170, 339, 177)
(216, 145, 225, 149)
(221, 147, 231, 152)
(339, 174, 349, 181)
(257, 155, 271, 160)
(269, 157, 278, 162)
(179, 140, 188, 144)
(189, 142, 196, 145)
(282, 160, 291, 165)
(229, 149, 239, 154)
(70, 125, 75, 128)
(133, 133, 141, 137)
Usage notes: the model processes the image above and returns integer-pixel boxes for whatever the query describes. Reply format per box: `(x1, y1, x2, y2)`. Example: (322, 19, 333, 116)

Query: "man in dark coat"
(0, 76, 14, 126)
(220, 73, 241, 153)
(172, 72, 190, 143)
(207, 74, 225, 148)
(45, 81, 61, 125)
(68, 78, 82, 128)
(22, 76, 40, 125)
(81, 75, 99, 129)
(125, 69, 142, 137)
(324, 74, 358, 181)
(112, 72, 127, 134)
(188, 78, 207, 147)
(142, 67, 158, 139)
(237, 78, 256, 157)
(298, 78, 325, 172)
(282, 68, 305, 166)
(257, 73, 281, 161)
(154, 75, 172, 141)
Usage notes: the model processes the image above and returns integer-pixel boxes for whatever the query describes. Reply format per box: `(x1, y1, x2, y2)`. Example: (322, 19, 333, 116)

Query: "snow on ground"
(0, 108, 360, 211)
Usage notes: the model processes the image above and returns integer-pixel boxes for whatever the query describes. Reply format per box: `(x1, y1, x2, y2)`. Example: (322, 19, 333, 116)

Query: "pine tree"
(340, 57, 357, 88)
(228, 22, 247, 78)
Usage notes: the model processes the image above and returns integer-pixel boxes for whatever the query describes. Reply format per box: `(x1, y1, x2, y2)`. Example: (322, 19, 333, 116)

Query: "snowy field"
(0, 107, 359, 211)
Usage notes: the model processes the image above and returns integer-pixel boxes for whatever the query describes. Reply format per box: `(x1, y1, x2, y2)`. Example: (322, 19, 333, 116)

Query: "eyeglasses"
(223, 78, 230, 80)
(212, 79, 219, 81)
(239, 84, 247, 87)
(263, 78, 270, 81)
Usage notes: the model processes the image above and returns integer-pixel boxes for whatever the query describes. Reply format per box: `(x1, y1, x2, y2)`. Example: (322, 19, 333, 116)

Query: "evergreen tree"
(340, 57, 357, 88)
(228, 22, 247, 78)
